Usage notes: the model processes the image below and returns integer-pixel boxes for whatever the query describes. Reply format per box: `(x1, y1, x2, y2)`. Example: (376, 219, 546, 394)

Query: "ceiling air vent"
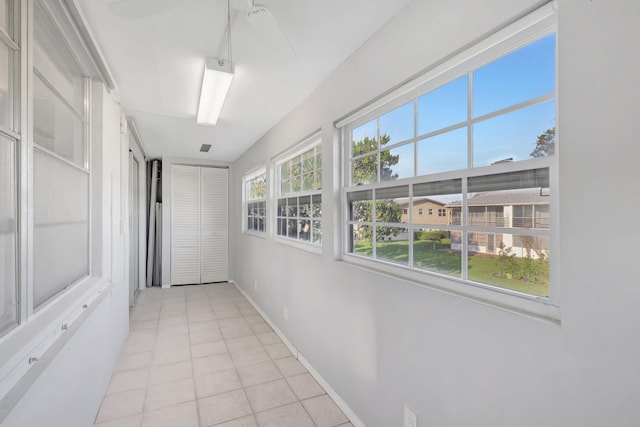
(200, 144, 212, 153)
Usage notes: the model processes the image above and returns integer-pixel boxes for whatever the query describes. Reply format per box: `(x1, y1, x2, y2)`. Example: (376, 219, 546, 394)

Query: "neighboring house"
(447, 188, 550, 258)
(399, 197, 451, 225)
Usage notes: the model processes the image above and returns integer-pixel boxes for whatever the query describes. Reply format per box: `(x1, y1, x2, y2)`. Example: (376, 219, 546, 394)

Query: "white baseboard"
(229, 281, 299, 359)
(230, 280, 366, 427)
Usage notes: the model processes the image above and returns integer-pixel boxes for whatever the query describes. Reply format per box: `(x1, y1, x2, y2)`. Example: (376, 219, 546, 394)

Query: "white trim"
(297, 353, 366, 427)
(274, 235, 322, 256)
(0, 278, 113, 423)
(335, 1, 556, 129)
(231, 281, 365, 427)
(127, 118, 148, 161)
(342, 254, 560, 322)
(230, 281, 298, 358)
(61, 0, 118, 91)
(243, 164, 266, 182)
(242, 166, 267, 235)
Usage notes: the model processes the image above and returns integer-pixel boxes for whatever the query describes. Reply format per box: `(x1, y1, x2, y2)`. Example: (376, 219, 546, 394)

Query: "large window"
(0, 0, 19, 335)
(243, 167, 267, 234)
(343, 15, 556, 299)
(32, 1, 90, 308)
(274, 136, 322, 246)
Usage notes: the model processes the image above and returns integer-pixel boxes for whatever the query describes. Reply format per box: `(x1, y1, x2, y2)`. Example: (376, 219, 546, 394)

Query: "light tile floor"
(94, 283, 354, 427)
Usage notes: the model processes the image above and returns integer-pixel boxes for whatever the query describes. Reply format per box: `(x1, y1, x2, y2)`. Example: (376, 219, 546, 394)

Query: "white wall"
(1, 85, 129, 427)
(230, 0, 640, 426)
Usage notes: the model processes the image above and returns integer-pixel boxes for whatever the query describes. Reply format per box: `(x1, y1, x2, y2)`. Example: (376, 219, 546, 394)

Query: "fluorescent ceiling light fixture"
(197, 58, 234, 126)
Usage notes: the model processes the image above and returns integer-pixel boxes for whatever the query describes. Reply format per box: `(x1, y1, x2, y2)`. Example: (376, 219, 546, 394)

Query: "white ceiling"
(77, 0, 413, 161)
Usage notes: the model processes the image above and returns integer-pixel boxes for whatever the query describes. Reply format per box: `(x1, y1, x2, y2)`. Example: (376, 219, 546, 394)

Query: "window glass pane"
(312, 220, 321, 244)
(414, 228, 461, 278)
(248, 173, 266, 200)
(302, 150, 314, 173)
(379, 102, 414, 146)
(280, 179, 290, 196)
(468, 169, 550, 230)
(286, 219, 297, 239)
(468, 191, 549, 230)
(473, 100, 555, 167)
(311, 195, 321, 218)
(277, 198, 286, 217)
(287, 197, 297, 217)
(290, 158, 301, 192)
(315, 168, 322, 190)
(375, 186, 409, 224)
(33, 150, 89, 308)
(0, 0, 8, 34)
(352, 119, 377, 155)
(348, 190, 373, 222)
(418, 75, 468, 135)
(351, 224, 372, 257)
(468, 168, 549, 193)
(299, 219, 311, 241)
(381, 144, 413, 181)
(34, 2, 85, 113)
(417, 127, 467, 176)
(0, 137, 17, 333)
(376, 226, 409, 265)
(33, 74, 86, 168)
(0, 42, 12, 129)
(473, 34, 556, 117)
(352, 154, 377, 185)
(280, 162, 290, 180)
(302, 172, 314, 191)
(299, 196, 311, 218)
(467, 233, 549, 296)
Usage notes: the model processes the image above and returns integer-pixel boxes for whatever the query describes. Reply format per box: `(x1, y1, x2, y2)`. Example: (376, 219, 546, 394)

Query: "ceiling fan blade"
(231, 0, 253, 12)
(246, 4, 297, 60)
(107, 0, 198, 20)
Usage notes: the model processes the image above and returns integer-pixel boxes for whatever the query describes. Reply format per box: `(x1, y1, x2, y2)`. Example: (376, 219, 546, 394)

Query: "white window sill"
(274, 235, 322, 255)
(341, 253, 560, 323)
(243, 230, 267, 239)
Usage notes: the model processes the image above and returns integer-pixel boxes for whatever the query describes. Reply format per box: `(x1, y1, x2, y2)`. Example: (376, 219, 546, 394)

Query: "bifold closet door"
(171, 165, 201, 285)
(201, 167, 228, 283)
(171, 165, 228, 285)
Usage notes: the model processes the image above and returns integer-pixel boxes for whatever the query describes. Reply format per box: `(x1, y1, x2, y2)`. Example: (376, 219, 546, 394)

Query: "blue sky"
(352, 33, 556, 180)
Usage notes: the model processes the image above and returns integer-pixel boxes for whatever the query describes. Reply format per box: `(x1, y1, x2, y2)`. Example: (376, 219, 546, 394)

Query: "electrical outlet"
(404, 406, 417, 427)
(283, 305, 288, 321)
(254, 280, 258, 291)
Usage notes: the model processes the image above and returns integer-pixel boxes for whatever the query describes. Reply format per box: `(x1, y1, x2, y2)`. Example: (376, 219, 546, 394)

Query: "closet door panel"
(171, 165, 201, 285)
(201, 167, 228, 282)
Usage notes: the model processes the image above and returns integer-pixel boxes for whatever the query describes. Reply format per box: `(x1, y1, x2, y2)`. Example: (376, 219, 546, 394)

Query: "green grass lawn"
(354, 239, 549, 296)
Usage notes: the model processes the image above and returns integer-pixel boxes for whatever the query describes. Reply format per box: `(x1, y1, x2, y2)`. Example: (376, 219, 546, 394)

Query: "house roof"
(446, 188, 549, 207)
(398, 197, 446, 208)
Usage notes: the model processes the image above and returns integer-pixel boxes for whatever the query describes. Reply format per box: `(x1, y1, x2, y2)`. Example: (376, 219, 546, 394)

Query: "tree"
(496, 242, 517, 279)
(530, 127, 556, 158)
(423, 230, 448, 249)
(352, 134, 399, 184)
(352, 134, 402, 241)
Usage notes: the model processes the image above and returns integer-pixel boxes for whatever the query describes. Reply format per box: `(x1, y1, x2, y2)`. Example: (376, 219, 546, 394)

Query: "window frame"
(0, 0, 21, 337)
(30, 0, 92, 312)
(271, 131, 323, 254)
(338, 4, 559, 320)
(242, 165, 267, 237)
